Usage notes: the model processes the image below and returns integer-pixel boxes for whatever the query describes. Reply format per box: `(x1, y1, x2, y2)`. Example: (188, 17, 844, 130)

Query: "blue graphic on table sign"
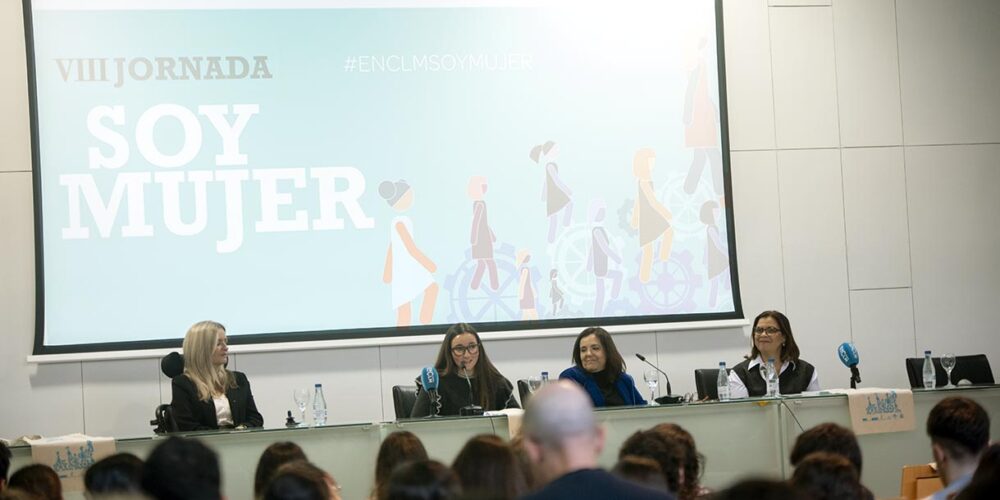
(864, 391, 905, 422)
(52, 441, 96, 475)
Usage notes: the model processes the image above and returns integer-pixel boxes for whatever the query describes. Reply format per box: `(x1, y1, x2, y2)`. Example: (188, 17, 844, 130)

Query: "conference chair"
(517, 379, 531, 407)
(150, 352, 184, 434)
(694, 368, 731, 401)
(904, 354, 994, 389)
(392, 385, 419, 419)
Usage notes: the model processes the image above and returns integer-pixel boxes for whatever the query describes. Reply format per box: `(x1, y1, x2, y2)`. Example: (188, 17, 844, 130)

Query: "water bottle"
(312, 383, 328, 426)
(922, 350, 936, 390)
(765, 358, 778, 397)
(716, 362, 730, 401)
(541, 371, 549, 385)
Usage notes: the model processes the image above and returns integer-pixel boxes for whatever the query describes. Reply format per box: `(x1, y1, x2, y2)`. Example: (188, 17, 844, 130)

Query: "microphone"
(635, 354, 682, 405)
(837, 342, 861, 389)
(459, 362, 483, 417)
(419, 366, 441, 417)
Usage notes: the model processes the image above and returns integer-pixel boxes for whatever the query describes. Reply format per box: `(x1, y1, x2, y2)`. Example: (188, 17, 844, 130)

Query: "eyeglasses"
(451, 343, 480, 356)
(753, 326, 781, 335)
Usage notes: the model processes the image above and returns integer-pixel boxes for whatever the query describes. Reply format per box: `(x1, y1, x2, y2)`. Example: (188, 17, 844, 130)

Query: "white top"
(213, 395, 233, 427)
(728, 356, 820, 399)
(389, 216, 435, 309)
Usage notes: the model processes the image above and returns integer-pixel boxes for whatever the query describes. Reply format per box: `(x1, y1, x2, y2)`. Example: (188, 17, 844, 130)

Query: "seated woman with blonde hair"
(171, 320, 264, 431)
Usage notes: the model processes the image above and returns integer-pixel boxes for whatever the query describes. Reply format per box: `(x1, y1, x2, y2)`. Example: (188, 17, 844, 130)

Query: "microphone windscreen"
(420, 366, 440, 391)
(635, 353, 647, 362)
(838, 342, 859, 367)
(161, 351, 185, 378)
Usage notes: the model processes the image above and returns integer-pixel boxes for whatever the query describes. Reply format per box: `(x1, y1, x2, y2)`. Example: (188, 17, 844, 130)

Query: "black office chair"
(151, 352, 184, 434)
(517, 379, 531, 407)
(392, 385, 419, 419)
(904, 354, 994, 389)
(694, 368, 731, 401)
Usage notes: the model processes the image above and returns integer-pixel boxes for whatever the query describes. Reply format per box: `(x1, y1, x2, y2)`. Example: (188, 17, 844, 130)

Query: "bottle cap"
(315, 383, 322, 388)
(924, 350, 932, 355)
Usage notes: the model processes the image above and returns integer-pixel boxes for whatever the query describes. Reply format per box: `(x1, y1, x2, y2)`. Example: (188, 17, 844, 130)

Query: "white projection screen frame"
(25, 0, 742, 356)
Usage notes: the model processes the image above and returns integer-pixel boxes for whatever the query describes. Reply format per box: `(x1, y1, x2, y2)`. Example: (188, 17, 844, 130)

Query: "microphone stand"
(459, 363, 483, 416)
(635, 354, 683, 405)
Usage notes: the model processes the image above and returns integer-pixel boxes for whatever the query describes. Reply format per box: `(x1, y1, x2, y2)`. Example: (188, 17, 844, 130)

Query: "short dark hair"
(612, 455, 668, 492)
(713, 479, 808, 500)
(255, 442, 308, 496)
(750, 310, 801, 363)
(84, 452, 144, 495)
(0, 441, 11, 483)
(262, 461, 331, 500)
(451, 434, 526, 499)
(141, 436, 221, 500)
(572, 327, 626, 377)
(789, 423, 863, 476)
(379, 459, 461, 500)
(926, 397, 990, 460)
(7, 464, 61, 500)
(375, 431, 429, 497)
(618, 429, 683, 495)
(790, 452, 873, 500)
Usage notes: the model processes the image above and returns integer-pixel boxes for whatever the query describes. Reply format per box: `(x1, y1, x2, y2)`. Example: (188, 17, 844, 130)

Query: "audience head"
(255, 442, 308, 497)
(0, 441, 10, 491)
(618, 429, 683, 495)
(712, 478, 808, 500)
(375, 431, 429, 496)
(181, 320, 234, 401)
(451, 435, 525, 499)
(789, 452, 871, 500)
(7, 464, 61, 500)
(571, 327, 625, 376)
(749, 310, 800, 363)
(956, 443, 1000, 500)
(507, 435, 538, 493)
(789, 423, 862, 477)
(84, 453, 144, 497)
(521, 381, 603, 484)
(926, 396, 990, 484)
(141, 436, 221, 500)
(262, 461, 341, 500)
(612, 455, 668, 493)
(379, 459, 461, 500)
(653, 423, 705, 499)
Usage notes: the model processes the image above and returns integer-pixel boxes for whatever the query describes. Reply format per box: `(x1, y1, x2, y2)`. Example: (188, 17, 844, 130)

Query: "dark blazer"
(559, 365, 646, 407)
(170, 371, 264, 431)
(410, 372, 519, 418)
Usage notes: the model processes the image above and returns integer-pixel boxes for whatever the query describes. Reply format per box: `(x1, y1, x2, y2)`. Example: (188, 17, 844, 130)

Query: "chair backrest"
(904, 354, 994, 388)
(392, 385, 418, 419)
(517, 379, 530, 407)
(694, 368, 730, 400)
(899, 463, 943, 499)
(161, 352, 184, 378)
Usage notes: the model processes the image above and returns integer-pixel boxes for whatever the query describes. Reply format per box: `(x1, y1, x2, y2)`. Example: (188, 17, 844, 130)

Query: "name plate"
(830, 388, 916, 435)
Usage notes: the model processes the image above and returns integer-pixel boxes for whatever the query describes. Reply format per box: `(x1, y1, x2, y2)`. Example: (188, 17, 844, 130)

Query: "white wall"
(2, 0, 999, 439)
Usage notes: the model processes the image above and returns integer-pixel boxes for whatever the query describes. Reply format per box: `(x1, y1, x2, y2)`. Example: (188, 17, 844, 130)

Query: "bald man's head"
(523, 381, 599, 449)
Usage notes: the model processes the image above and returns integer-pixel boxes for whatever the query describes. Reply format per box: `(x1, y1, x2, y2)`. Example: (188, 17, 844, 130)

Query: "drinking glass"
(527, 376, 542, 393)
(643, 370, 659, 405)
(292, 388, 310, 427)
(941, 353, 957, 389)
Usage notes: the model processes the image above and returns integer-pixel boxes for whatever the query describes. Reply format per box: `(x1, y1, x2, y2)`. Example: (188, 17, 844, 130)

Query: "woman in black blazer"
(170, 321, 264, 431)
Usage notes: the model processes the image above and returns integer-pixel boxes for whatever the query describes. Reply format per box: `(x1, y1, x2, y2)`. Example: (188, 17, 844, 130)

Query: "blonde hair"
(182, 320, 235, 401)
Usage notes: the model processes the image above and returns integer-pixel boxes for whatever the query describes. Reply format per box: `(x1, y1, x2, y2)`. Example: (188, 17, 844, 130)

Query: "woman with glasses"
(410, 323, 519, 417)
(729, 310, 819, 398)
(559, 326, 646, 407)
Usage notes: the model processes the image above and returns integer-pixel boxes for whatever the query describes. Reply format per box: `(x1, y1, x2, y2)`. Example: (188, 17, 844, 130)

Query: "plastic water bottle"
(312, 383, 327, 426)
(765, 358, 778, 397)
(717, 362, 730, 401)
(922, 350, 936, 390)
(541, 371, 549, 385)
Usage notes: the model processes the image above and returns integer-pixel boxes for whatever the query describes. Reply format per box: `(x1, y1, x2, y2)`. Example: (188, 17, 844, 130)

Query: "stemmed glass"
(292, 388, 310, 427)
(643, 370, 659, 406)
(941, 353, 957, 389)
(527, 376, 542, 393)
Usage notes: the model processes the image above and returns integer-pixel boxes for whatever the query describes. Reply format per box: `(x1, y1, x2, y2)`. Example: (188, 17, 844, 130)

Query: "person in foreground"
(925, 396, 990, 500)
(729, 310, 819, 398)
(559, 327, 645, 407)
(0, 441, 10, 493)
(519, 381, 672, 500)
(410, 323, 519, 417)
(141, 436, 221, 500)
(170, 320, 264, 431)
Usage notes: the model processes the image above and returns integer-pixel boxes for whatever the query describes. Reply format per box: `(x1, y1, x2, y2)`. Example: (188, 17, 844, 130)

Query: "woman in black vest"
(729, 311, 819, 398)
(410, 323, 519, 417)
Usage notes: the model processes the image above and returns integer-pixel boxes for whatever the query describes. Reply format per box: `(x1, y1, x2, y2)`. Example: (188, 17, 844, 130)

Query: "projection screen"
(25, 0, 741, 354)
